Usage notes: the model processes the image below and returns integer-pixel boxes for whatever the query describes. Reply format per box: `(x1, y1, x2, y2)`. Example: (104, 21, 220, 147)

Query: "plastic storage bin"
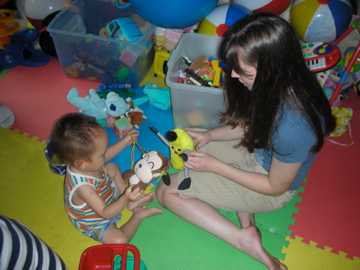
(48, 0, 155, 85)
(166, 32, 226, 130)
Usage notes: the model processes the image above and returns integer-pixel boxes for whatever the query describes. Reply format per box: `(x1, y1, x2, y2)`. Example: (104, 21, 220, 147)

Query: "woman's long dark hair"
(219, 12, 335, 153)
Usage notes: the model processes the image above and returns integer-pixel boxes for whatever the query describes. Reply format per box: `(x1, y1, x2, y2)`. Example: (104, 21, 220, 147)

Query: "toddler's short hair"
(51, 113, 103, 166)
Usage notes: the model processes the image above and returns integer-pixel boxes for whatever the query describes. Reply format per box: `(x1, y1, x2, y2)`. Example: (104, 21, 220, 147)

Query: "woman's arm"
(186, 152, 301, 196)
(207, 124, 245, 141)
(187, 125, 245, 150)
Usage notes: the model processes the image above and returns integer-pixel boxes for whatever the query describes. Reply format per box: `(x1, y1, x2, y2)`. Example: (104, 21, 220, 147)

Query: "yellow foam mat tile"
(0, 127, 144, 270)
(282, 235, 360, 269)
(0, 128, 95, 269)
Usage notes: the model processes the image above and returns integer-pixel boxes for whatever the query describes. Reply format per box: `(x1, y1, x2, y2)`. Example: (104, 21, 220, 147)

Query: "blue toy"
(143, 83, 171, 110)
(116, 0, 218, 29)
(67, 88, 131, 120)
(0, 9, 49, 68)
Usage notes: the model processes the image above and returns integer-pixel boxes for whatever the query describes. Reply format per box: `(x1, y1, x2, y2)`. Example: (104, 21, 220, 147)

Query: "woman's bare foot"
(239, 226, 287, 270)
(128, 192, 156, 211)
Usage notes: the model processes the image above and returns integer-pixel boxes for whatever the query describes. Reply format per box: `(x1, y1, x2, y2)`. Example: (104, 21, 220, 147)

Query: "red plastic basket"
(79, 244, 143, 270)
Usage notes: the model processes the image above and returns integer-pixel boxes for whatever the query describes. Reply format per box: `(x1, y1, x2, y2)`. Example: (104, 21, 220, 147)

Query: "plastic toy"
(153, 49, 170, 78)
(119, 46, 138, 67)
(105, 17, 142, 42)
(290, 0, 352, 43)
(0, 104, 15, 128)
(123, 150, 171, 191)
(0, 9, 49, 68)
(100, 82, 132, 90)
(198, 3, 252, 37)
(113, 118, 133, 139)
(67, 88, 131, 120)
(79, 244, 147, 270)
(328, 18, 360, 105)
(211, 59, 224, 88)
(38, 11, 60, 57)
(44, 143, 67, 175)
(23, 0, 72, 29)
(116, 0, 218, 29)
(233, 0, 291, 15)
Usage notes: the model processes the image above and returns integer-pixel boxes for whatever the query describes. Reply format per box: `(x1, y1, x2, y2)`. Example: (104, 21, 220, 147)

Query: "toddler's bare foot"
(128, 192, 156, 211)
(132, 207, 163, 220)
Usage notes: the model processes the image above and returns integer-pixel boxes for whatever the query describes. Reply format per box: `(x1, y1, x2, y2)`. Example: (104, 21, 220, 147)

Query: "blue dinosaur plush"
(67, 88, 131, 120)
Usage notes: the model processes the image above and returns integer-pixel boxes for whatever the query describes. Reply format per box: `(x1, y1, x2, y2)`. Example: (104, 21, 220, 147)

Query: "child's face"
(83, 128, 109, 172)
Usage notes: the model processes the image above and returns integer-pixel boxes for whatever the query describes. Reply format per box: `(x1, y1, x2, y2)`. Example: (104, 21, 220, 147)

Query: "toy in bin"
(114, 118, 133, 139)
(79, 244, 147, 270)
(106, 18, 142, 42)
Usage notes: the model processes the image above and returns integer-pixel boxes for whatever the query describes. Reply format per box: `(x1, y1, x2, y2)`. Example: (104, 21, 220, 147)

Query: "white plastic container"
(166, 32, 226, 129)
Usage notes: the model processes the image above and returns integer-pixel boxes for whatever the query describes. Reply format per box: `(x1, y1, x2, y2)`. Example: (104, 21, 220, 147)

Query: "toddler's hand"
(123, 186, 144, 202)
(122, 129, 139, 146)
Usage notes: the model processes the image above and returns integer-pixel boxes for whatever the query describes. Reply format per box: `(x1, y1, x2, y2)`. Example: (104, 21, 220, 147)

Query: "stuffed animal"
(123, 150, 171, 191)
(125, 108, 147, 128)
(165, 128, 195, 171)
(143, 83, 171, 110)
(67, 88, 131, 120)
(150, 127, 194, 190)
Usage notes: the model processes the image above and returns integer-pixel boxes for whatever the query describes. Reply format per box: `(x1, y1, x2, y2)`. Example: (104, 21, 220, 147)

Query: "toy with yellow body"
(165, 128, 195, 170)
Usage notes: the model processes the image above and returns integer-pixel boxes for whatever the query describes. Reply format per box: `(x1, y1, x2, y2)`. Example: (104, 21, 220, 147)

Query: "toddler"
(51, 113, 163, 243)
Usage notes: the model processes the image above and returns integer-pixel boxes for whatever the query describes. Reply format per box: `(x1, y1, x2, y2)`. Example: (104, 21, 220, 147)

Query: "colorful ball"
(198, 3, 252, 37)
(22, 0, 72, 29)
(290, 0, 352, 43)
(128, 0, 218, 29)
(233, 0, 291, 15)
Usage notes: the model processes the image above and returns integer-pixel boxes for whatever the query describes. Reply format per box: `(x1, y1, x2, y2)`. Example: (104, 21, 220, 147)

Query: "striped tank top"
(64, 167, 120, 232)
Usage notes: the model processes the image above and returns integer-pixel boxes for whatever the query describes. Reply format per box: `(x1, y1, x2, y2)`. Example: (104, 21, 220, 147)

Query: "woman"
(156, 12, 335, 269)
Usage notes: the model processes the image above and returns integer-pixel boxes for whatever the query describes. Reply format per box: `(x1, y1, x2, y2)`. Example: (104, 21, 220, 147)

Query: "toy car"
(106, 17, 142, 42)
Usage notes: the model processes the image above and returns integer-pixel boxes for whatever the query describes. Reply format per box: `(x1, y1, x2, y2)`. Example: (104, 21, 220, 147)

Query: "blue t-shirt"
(254, 105, 317, 190)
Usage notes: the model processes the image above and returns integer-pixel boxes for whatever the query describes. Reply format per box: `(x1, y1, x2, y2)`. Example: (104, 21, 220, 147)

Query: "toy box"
(113, 118, 133, 139)
(48, 0, 155, 85)
(166, 32, 226, 130)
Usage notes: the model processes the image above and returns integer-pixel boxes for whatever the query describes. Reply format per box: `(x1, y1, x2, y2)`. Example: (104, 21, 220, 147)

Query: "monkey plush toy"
(123, 150, 171, 191)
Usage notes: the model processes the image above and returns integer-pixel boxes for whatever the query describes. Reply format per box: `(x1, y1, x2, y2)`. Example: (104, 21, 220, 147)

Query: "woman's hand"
(185, 130, 211, 150)
(184, 151, 219, 172)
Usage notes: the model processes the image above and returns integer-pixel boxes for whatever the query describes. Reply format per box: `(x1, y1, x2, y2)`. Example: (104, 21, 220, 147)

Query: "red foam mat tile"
(290, 91, 360, 260)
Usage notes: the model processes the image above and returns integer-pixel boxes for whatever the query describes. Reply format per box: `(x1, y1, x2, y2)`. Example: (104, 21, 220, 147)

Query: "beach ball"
(233, 0, 291, 15)
(290, 0, 352, 43)
(127, 0, 218, 29)
(198, 3, 252, 37)
(22, 0, 72, 29)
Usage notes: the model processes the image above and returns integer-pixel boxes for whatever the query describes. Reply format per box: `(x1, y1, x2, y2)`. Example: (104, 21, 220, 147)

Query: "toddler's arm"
(106, 129, 139, 161)
(76, 184, 143, 220)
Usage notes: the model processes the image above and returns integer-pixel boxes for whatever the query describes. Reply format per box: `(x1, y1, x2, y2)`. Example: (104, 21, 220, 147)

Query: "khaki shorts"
(177, 139, 296, 214)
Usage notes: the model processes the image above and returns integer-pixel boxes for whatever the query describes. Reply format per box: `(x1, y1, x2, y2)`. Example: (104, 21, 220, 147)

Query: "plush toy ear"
(123, 169, 135, 180)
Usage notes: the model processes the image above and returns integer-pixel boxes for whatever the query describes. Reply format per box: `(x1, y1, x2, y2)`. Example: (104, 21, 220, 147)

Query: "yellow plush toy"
(150, 127, 194, 190)
(330, 107, 353, 137)
(165, 128, 195, 170)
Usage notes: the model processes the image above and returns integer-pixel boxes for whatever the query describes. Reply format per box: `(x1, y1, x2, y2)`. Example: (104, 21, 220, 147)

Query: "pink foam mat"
(1, 59, 100, 142)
